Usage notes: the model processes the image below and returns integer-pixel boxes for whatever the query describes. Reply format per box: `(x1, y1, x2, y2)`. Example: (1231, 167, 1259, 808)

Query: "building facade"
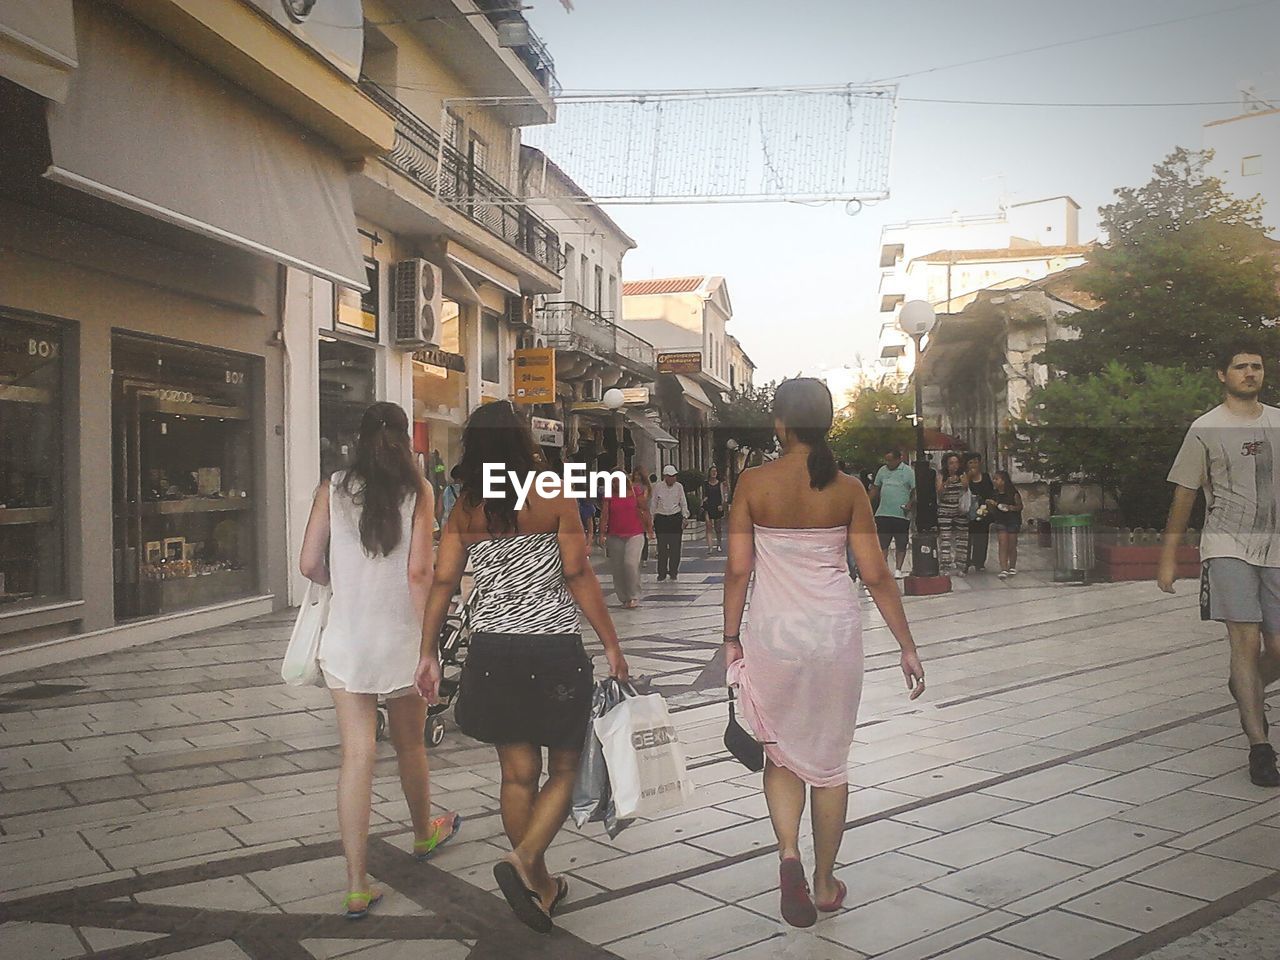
(281, 0, 565, 604)
(868, 197, 1085, 389)
(519, 147, 670, 474)
(0, 0, 393, 656)
(621, 277, 736, 473)
(1204, 99, 1279, 237)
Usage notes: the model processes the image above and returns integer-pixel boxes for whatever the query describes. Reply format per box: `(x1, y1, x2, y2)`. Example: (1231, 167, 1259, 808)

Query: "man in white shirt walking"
(1160, 336, 1280, 787)
(651, 465, 689, 582)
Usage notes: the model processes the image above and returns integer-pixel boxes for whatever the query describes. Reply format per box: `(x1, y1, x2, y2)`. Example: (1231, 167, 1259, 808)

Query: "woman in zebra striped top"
(414, 401, 628, 933)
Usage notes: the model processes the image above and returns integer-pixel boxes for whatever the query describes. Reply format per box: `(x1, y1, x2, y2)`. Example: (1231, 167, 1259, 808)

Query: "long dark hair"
(773, 378, 837, 489)
(457, 401, 543, 534)
(338, 402, 420, 557)
(993, 469, 1017, 494)
(942, 452, 965, 479)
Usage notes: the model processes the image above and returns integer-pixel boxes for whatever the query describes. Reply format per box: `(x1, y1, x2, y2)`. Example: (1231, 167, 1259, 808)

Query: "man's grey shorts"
(1202, 558, 1280, 633)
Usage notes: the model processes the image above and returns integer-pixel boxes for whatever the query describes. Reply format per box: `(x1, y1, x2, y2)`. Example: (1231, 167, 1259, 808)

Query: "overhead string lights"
(454, 84, 898, 205)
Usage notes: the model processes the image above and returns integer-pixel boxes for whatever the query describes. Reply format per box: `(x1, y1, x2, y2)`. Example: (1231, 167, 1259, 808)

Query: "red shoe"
(779, 858, 817, 928)
(816, 879, 848, 913)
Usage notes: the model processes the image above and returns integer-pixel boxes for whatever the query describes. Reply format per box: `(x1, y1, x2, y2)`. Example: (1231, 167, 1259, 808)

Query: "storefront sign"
(657, 351, 702, 374)
(335, 259, 379, 338)
(621, 386, 650, 405)
(412, 348, 466, 372)
(513, 348, 555, 404)
(531, 416, 564, 447)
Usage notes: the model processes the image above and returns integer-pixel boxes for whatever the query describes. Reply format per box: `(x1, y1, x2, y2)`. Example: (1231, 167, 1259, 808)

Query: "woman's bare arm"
(299, 481, 331, 585)
(406, 479, 436, 623)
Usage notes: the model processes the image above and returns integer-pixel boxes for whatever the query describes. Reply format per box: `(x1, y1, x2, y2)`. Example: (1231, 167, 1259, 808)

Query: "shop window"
(0, 315, 66, 609)
(481, 311, 501, 383)
(111, 335, 257, 620)
(319, 337, 377, 479)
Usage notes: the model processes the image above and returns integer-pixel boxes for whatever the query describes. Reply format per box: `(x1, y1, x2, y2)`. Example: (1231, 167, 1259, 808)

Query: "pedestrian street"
(2, 542, 1279, 960)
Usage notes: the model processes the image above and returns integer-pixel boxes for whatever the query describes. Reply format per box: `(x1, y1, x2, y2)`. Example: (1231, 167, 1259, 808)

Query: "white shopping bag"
(594, 691, 695, 820)
(281, 581, 330, 687)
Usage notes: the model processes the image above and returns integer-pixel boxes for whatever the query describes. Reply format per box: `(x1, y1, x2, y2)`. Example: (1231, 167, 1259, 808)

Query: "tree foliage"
(1009, 363, 1220, 528)
(1040, 148, 1280, 382)
(828, 386, 915, 472)
(713, 383, 778, 457)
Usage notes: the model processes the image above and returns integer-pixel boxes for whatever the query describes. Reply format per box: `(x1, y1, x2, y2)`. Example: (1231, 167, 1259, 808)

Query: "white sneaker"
(998, 570, 1008, 580)
(893, 567, 905, 579)
(1007, 568, 1018, 577)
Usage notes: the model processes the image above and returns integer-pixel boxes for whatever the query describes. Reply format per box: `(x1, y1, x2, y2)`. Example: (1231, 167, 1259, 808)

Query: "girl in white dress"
(299, 402, 459, 919)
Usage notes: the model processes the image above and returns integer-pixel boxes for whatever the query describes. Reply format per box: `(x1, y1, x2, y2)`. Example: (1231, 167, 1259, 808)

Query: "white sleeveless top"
(318, 471, 423, 694)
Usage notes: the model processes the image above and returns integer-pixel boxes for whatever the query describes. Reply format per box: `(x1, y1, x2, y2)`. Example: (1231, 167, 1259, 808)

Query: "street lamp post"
(603, 387, 625, 469)
(898, 301, 944, 586)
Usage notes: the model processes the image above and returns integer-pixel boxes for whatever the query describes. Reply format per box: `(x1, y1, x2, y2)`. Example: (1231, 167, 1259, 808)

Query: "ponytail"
(796, 427, 838, 490)
(772, 378, 838, 490)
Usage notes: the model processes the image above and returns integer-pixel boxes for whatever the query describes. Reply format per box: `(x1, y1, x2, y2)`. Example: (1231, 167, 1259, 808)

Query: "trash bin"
(1050, 514, 1094, 583)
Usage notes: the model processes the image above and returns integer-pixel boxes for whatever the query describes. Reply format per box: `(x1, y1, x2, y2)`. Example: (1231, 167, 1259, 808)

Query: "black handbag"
(724, 687, 770, 772)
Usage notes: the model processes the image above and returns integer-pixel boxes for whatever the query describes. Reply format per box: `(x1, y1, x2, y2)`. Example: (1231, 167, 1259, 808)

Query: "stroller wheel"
(375, 707, 388, 742)
(426, 716, 446, 748)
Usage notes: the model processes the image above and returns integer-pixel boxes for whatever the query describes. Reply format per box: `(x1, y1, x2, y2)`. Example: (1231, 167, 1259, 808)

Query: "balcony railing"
(360, 80, 563, 276)
(538, 301, 656, 378)
(474, 2, 560, 95)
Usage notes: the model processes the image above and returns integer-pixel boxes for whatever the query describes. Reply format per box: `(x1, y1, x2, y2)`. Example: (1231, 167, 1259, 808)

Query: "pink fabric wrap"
(728, 526, 864, 787)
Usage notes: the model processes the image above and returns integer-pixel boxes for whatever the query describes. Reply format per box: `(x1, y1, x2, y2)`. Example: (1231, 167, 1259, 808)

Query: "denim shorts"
(1202, 558, 1280, 633)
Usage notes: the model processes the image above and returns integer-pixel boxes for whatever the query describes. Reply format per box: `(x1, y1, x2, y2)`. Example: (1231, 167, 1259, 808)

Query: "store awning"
(444, 260, 481, 305)
(0, 0, 77, 102)
(42, 4, 367, 290)
(674, 374, 714, 412)
(623, 409, 678, 448)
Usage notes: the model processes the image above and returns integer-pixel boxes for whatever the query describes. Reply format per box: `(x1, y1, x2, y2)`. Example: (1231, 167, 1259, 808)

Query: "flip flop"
(343, 889, 383, 920)
(414, 812, 462, 862)
(549, 876, 570, 916)
(816, 879, 848, 913)
(778, 857, 817, 928)
(493, 860, 553, 934)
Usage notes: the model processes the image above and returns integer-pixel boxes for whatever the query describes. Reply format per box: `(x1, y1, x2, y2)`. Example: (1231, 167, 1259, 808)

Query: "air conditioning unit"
(582, 377, 603, 403)
(393, 258, 442, 348)
(504, 295, 533, 328)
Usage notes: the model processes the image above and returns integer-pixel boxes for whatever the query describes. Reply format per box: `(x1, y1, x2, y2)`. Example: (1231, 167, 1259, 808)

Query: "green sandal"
(343, 889, 383, 920)
(413, 812, 462, 862)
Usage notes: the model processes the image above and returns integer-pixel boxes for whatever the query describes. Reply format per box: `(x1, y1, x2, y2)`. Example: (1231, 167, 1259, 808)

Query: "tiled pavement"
(2, 540, 1280, 959)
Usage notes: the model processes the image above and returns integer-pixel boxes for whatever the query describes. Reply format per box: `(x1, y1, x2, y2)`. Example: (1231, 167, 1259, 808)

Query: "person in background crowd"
(964, 453, 995, 573)
(415, 401, 629, 931)
(936, 452, 970, 575)
(651, 465, 689, 581)
(299, 402, 459, 919)
(915, 456, 939, 534)
(723, 378, 925, 928)
(871, 448, 915, 580)
(1159, 336, 1280, 787)
(632, 467, 654, 567)
(602, 465, 653, 608)
(988, 470, 1023, 579)
(577, 480, 597, 550)
(702, 465, 728, 552)
(436, 466, 462, 534)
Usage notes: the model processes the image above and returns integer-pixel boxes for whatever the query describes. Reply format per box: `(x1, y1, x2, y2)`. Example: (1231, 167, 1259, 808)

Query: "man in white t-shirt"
(1160, 338, 1280, 787)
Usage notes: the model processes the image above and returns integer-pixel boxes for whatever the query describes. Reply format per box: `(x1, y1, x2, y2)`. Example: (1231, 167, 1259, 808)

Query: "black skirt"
(454, 633, 594, 749)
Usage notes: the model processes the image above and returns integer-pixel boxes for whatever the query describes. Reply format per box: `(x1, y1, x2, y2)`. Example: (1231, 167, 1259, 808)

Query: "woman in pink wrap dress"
(723, 378, 926, 928)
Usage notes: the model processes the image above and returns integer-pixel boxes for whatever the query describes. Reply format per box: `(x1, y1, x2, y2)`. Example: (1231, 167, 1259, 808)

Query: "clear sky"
(528, 0, 1280, 384)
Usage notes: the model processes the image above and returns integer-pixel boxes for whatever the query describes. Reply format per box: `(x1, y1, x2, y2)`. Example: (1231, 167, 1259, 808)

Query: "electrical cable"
(867, 0, 1280, 83)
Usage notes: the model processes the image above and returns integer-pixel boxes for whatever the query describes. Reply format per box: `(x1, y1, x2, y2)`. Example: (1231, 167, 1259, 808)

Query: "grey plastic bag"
(571, 677, 634, 839)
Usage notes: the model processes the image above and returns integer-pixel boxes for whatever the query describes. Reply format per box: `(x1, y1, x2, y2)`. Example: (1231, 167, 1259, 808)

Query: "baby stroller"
(375, 586, 474, 747)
